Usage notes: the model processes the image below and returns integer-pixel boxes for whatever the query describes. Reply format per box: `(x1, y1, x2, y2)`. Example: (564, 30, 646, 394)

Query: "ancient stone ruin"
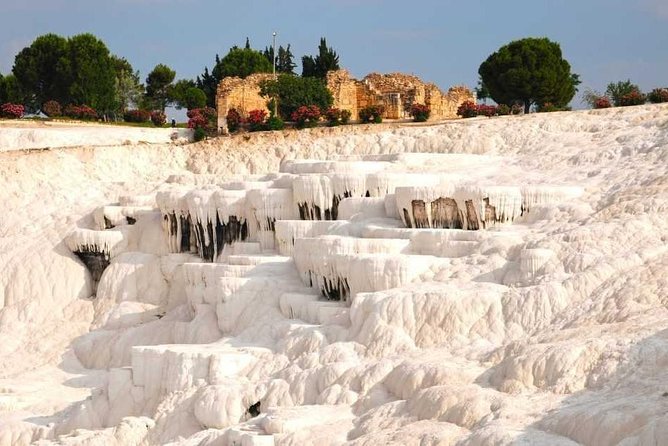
(216, 70, 474, 132)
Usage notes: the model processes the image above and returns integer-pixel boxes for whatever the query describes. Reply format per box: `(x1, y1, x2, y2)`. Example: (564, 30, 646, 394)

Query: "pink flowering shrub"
(187, 107, 217, 141)
(409, 103, 431, 122)
(64, 104, 97, 120)
(456, 101, 478, 118)
(150, 110, 166, 126)
(42, 100, 62, 117)
(247, 109, 268, 132)
(648, 88, 668, 104)
(1, 103, 25, 119)
(359, 105, 384, 123)
(594, 97, 612, 109)
(291, 105, 321, 128)
(619, 90, 646, 106)
(226, 108, 243, 132)
(124, 109, 151, 123)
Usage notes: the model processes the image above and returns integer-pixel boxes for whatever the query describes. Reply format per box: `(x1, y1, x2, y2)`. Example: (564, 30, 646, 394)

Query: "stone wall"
(326, 70, 359, 121)
(216, 73, 274, 133)
(216, 70, 474, 130)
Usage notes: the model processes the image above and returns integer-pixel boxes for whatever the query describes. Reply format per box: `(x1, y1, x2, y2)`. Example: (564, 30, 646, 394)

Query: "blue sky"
(1, 0, 667, 108)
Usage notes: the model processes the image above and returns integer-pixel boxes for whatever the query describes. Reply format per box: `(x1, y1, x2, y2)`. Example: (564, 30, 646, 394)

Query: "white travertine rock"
(3, 104, 668, 446)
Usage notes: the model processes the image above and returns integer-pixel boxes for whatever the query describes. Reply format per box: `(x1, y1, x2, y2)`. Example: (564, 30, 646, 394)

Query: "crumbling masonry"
(216, 70, 474, 132)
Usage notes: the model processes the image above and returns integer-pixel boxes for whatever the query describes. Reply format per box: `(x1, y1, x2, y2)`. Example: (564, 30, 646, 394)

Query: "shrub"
(619, 90, 646, 106)
(1, 103, 24, 119)
(606, 80, 641, 106)
(477, 104, 498, 117)
(124, 109, 151, 123)
(266, 115, 285, 131)
(456, 101, 478, 118)
(359, 105, 384, 123)
(259, 74, 333, 120)
(193, 126, 206, 142)
(647, 88, 668, 104)
(150, 110, 166, 126)
(247, 109, 267, 132)
(324, 107, 344, 126)
(594, 97, 612, 109)
(497, 104, 510, 116)
(291, 105, 321, 128)
(226, 108, 243, 133)
(340, 109, 351, 124)
(187, 107, 217, 139)
(42, 100, 62, 117)
(64, 104, 97, 120)
(511, 104, 523, 115)
(409, 103, 431, 122)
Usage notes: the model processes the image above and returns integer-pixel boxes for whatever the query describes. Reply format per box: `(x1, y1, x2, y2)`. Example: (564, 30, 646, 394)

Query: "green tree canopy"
(196, 65, 218, 108)
(259, 74, 333, 120)
(111, 55, 143, 113)
(12, 33, 70, 108)
(67, 33, 117, 113)
(212, 46, 273, 80)
(145, 63, 176, 111)
(263, 44, 297, 75)
(605, 80, 641, 106)
(0, 74, 24, 104)
(302, 38, 340, 78)
(478, 37, 579, 112)
(169, 79, 206, 109)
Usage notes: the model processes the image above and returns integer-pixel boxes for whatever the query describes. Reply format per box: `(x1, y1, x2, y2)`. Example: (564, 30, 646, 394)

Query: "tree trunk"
(524, 101, 531, 114)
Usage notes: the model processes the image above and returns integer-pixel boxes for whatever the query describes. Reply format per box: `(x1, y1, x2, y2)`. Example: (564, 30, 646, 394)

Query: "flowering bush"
(359, 105, 384, 123)
(187, 107, 217, 141)
(324, 107, 346, 126)
(291, 105, 321, 128)
(151, 110, 166, 126)
(64, 104, 97, 120)
(497, 104, 510, 116)
(409, 103, 431, 122)
(124, 109, 151, 123)
(619, 90, 646, 106)
(247, 109, 268, 132)
(594, 97, 612, 109)
(1, 103, 25, 119)
(477, 104, 498, 117)
(648, 88, 668, 104)
(226, 108, 243, 133)
(42, 100, 62, 117)
(456, 101, 478, 118)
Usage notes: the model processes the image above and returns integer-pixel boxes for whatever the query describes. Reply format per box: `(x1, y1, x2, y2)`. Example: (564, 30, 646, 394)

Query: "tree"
(478, 37, 579, 112)
(277, 45, 296, 75)
(212, 46, 272, 80)
(605, 80, 641, 106)
(475, 78, 490, 103)
(67, 34, 117, 114)
(196, 66, 218, 108)
(111, 55, 143, 114)
(259, 74, 333, 120)
(169, 79, 206, 109)
(264, 44, 296, 75)
(145, 63, 175, 111)
(12, 33, 70, 109)
(302, 38, 340, 78)
(0, 74, 24, 104)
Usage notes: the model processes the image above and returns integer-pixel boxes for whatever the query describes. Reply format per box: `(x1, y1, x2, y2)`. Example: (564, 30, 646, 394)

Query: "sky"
(1, 0, 667, 110)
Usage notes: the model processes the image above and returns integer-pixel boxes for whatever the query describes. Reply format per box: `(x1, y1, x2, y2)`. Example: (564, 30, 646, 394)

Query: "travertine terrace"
(0, 104, 667, 445)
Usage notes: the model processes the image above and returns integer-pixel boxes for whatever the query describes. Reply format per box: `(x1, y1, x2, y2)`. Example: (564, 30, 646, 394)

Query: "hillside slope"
(0, 105, 666, 445)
